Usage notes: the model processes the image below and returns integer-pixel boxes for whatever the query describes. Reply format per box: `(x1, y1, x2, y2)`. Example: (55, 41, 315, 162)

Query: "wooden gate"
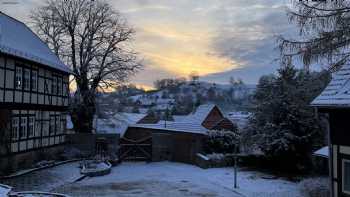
(119, 136, 152, 162)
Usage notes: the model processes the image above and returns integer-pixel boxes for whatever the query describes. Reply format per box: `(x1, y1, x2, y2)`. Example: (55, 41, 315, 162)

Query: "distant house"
(311, 64, 350, 197)
(0, 13, 71, 170)
(98, 112, 157, 136)
(66, 112, 158, 136)
(124, 104, 237, 163)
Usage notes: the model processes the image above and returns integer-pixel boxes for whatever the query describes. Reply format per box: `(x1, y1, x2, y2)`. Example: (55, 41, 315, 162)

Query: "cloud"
(2, 0, 295, 87)
(201, 0, 295, 84)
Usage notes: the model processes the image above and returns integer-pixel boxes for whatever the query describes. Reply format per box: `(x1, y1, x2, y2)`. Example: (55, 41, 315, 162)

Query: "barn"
(311, 64, 350, 197)
(122, 104, 237, 164)
(0, 12, 71, 171)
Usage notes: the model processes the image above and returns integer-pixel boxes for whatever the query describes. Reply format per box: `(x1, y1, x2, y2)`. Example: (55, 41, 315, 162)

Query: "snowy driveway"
(53, 162, 302, 197)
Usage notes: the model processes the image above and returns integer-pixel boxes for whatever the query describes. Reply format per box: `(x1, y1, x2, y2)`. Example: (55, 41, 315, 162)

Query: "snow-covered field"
(53, 162, 302, 197)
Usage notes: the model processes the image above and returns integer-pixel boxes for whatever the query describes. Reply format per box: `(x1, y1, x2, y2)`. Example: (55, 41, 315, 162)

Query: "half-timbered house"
(0, 12, 70, 171)
(311, 64, 350, 197)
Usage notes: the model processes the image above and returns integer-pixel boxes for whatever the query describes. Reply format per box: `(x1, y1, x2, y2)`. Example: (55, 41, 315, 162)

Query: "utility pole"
(234, 146, 238, 189)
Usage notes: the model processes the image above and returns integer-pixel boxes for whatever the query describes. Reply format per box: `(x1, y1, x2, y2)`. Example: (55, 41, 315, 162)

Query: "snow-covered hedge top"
(0, 12, 71, 73)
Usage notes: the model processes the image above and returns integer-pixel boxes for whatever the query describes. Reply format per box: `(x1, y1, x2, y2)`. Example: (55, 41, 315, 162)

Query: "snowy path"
(54, 162, 303, 197)
(1, 162, 81, 192)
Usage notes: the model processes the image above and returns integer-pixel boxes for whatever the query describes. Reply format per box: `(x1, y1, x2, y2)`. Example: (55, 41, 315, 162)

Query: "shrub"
(299, 177, 329, 197)
(205, 130, 239, 154)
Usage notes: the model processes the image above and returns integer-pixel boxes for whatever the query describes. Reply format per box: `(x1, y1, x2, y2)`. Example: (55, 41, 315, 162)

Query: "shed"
(123, 104, 237, 164)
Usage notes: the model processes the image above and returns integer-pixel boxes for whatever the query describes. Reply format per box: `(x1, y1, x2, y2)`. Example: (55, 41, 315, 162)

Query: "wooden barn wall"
(124, 127, 205, 164)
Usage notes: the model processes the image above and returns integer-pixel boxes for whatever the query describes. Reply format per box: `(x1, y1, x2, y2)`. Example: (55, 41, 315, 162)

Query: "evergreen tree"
(245, 65, 330, 172)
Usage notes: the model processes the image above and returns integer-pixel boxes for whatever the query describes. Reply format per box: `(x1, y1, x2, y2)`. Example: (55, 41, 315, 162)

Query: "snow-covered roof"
(311, 64, 350, 107)
(98, 113, 148, 136)
(186, 104, 217, 124)
(0, 12, 71, 73)
(131, 121, 208, 135)
(66, 113, 148, 136)
(313, 146, 329, 158)
(129, 104, 218, 135)
(114, 112, 148, 124)
(173, 115, 187, 122)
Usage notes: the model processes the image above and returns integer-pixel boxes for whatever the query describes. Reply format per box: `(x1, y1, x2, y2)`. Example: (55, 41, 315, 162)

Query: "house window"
(20, 117, 27, 139)
(28, 117, 35, 137)
(23, 68, 30, 90)
(61, 115, 66, 134)
(343, 159, 350, 195)
(56, 118, 61, 134)
(31, 70, 37, 91)
(57, 77, 62, 95)
(50, 116, 56, 135)
(52, 77, 57, 95)
(15, 67, 22, 89)
(12, 117, 19, 140)
(43, 121, 49, 136)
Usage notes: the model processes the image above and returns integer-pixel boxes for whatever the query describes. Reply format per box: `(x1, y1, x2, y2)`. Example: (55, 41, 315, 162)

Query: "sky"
(0, 0, 294, 89)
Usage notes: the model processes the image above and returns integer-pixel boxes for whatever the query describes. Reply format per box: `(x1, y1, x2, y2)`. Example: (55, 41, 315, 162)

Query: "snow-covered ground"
(1, 162, 82, 192)
(1, 161, 303, 197)
(53, 162, 303, 197)
(0, 184, 11, 196)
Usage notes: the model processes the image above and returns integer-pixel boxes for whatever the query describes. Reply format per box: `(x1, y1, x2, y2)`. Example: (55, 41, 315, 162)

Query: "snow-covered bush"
(299, 177, 329, 197)
(205, 130, 239, 154)
(207, 153, 225, 162)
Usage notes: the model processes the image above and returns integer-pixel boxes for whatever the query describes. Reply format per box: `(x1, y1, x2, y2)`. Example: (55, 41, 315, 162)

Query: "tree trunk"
(71, 88, 96, 134)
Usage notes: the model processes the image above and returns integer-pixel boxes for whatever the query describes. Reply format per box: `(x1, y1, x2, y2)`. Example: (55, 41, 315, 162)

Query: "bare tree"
(279, 0, 350, 70)
(31, 0, 142, 133)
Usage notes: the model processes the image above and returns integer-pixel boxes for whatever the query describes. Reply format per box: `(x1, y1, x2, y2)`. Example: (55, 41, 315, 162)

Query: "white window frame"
(28, 116, 35, 137)
(12, 117, 19, 140)
(342, 159, 350, 195)
(31, 70, 38, 91)
(23, 68, 30, 90)
(20, 117, 27, 139)
(15, 67, 22, 89)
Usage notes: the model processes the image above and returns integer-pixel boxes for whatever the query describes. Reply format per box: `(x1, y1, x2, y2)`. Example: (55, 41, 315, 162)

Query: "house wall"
(328, 110, 350, 197)
(0, 145, 65, 173)
(0, 55, 69, 108)
(125, 127, 205, 164)
(0, 54, 70, 172)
